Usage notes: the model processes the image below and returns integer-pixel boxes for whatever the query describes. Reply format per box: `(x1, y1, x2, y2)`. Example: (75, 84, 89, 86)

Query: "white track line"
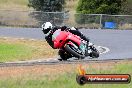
(97, 46, 110, 54)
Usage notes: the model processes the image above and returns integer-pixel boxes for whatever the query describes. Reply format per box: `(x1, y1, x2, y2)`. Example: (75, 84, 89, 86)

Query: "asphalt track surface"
(0, 27, 132, 64)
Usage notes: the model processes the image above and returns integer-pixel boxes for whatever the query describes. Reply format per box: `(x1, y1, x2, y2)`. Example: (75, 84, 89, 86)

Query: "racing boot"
(81, 35, 90, 48)
(80, 33, 89, 43)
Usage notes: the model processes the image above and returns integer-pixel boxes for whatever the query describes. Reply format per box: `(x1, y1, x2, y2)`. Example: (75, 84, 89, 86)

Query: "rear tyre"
(89, 51, 99, 58)
(89, 46, 99, 58)
(65, 44, 85, 59)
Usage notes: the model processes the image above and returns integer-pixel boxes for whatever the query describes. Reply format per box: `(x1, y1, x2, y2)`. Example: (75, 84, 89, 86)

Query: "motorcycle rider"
(42, 22, 90, 49)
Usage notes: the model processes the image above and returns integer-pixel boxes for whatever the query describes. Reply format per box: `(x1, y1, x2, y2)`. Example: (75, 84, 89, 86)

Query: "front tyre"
(58, 49, 72, 61)
(65, 44, 85, 59)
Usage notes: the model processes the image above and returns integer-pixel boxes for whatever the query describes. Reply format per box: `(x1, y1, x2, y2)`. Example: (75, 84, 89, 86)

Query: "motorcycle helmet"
(71, 27, 78, 30)
(42, 22, 53, 34)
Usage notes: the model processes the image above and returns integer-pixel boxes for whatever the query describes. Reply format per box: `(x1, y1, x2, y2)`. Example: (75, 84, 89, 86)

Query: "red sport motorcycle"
(52, 29, 99, 61)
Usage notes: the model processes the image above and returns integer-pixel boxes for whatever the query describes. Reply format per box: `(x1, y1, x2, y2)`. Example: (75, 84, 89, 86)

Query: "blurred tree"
(76, 0, 127, 15)
(121, 0, 132, 14)
(28, 0, 65, 12)
(28, 0, 65, 26)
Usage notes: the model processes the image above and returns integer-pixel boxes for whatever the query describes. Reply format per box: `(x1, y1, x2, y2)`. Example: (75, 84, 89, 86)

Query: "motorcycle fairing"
(52, 29, 81, 49)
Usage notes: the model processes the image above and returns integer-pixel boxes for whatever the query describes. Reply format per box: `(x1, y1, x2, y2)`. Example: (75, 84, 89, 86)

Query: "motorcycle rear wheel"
(89, 46, 99, 58)
(89, 51, 99, 58)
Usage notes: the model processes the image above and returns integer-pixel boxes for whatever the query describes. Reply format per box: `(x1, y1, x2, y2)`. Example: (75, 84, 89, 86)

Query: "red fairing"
(66, 33, 81, 45)
(52, 30, 68, 48)
(52, 30, 81, 49)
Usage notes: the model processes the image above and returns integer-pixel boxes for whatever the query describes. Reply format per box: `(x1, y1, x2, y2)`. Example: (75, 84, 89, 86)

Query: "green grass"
(0, 62, 131, 88)
(0, 38, 58, 62)
(0, 43, 33, 62)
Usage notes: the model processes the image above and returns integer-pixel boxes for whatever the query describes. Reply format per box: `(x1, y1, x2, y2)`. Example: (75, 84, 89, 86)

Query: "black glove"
(61, 26, 67, 31)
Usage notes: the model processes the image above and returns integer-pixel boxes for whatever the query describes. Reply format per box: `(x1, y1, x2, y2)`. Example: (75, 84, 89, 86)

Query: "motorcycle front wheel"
(65, 44, 85, 59)
(58, 49, 72, 61)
